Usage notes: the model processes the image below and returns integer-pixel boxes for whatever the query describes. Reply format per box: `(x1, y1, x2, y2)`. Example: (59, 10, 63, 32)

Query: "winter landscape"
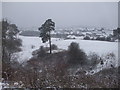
(1, 2, 120, 89)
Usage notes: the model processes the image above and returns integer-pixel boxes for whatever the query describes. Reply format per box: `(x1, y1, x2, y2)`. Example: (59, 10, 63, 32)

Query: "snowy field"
(13, 35, 118, 65)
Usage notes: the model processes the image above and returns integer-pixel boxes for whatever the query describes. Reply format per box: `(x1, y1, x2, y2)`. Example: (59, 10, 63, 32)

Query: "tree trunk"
(49, 31, 52, 54)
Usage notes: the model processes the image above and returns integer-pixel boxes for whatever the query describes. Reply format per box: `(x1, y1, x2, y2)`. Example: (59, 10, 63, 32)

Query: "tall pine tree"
(38, 19, 55, 54)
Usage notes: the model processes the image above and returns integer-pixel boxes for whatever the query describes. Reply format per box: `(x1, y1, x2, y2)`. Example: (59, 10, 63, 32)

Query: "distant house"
(86, 32, 92, 37)
(66, 35, 76, 39)
(115, 39, 119, 42)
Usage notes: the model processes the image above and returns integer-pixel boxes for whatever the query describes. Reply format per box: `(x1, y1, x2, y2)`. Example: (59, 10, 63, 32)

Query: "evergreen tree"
(2, 19, 22, 80)
(2, 20, 22, 61)
(38, 19, 55, 54)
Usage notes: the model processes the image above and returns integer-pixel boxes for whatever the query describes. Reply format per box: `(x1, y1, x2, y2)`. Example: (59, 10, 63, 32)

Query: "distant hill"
(19, 30, 67, 38)
(19, 30, 40, 37)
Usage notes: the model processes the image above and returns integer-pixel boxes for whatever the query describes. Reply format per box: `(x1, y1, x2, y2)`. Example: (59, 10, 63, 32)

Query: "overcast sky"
(0, 2, 2, 21)
(2, 2, 118, 29)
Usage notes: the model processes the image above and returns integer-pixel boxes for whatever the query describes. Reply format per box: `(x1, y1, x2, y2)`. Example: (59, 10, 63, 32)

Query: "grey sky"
(2, 2, 118, 29)
(0, 2, 2, 21)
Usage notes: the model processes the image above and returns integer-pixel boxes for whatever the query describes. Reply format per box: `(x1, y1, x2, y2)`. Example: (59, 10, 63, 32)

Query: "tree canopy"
(39, 19, 55, 43)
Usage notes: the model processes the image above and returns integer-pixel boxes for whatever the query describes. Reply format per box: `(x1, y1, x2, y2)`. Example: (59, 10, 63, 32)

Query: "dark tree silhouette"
(38, 19, 55, 54)
(2, 19, 22, 62)
(68, 42, 87, 65)
(2, 19, 22, 80)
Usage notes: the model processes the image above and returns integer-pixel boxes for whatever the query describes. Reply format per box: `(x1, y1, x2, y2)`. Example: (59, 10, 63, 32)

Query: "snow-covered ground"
(13, 35, 118, 65)
(12, 35, 42, 63)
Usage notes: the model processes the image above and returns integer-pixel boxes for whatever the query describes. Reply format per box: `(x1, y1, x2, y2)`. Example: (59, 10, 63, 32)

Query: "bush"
(106, 36, 111, 41)
(51, 44, 58, 50)
(96, 36, 106, 41)
(37, 46, 46, 58)
(88, 52, 101, 69)
(68, 42, 87, 65)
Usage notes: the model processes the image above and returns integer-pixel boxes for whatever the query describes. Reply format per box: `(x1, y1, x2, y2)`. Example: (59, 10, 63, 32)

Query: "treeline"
(113, 28, 120, 40)
(83, 35, 112, 41)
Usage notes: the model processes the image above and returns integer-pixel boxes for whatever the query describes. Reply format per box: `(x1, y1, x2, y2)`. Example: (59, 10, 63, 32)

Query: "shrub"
(105, 53, 116, 60)
(51, 44, 58, 50)
(37, 46, 46, 58)
(88, 52, 101, 69)
(96, 36, 106, 41)
(68, 42, 87, 65)
(106, 36, 111, 41)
